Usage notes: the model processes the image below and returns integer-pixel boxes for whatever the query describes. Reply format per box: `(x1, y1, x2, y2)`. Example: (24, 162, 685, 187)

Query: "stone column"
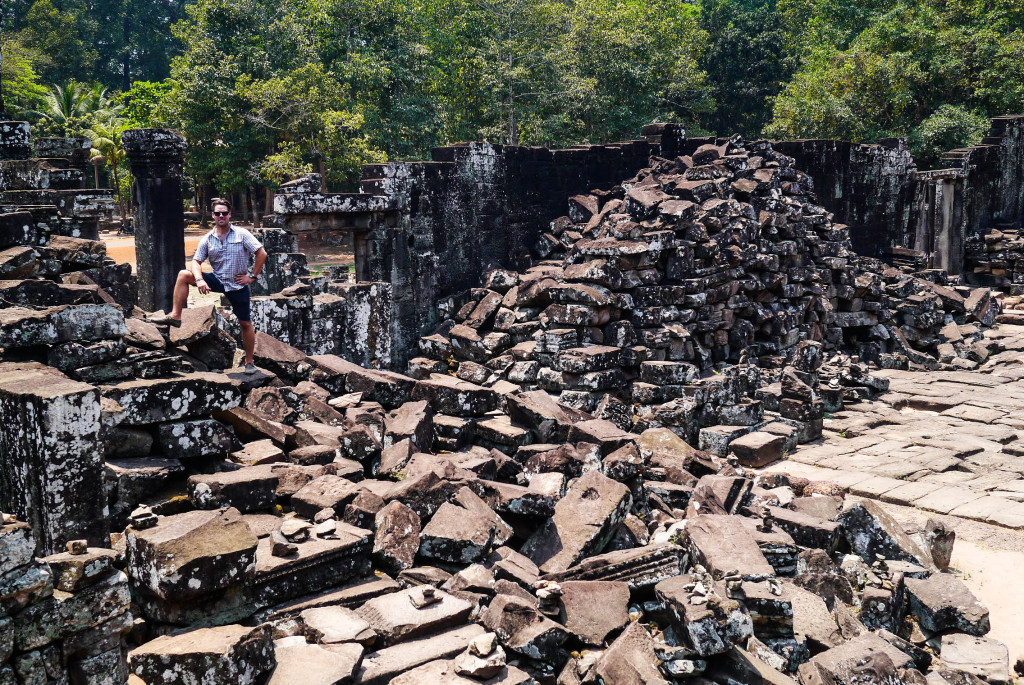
(123, 129, 186, 313)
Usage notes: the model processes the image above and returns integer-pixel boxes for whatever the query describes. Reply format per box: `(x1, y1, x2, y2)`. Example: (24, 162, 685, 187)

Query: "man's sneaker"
(244, 362, 258, 375)
(148, 314, 181, 328)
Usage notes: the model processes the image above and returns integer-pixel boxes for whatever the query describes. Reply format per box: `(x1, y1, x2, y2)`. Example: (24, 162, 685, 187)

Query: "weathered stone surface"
(521, 470, 631, 573)
(357, 623, 486, 685)
(0, 366, 108, 554)
(557, 580, 629, 646)
(656, 573, 753, 656)
(129, 624, 275, 685)
(838, 500, 934, 569)
(39, 547, 118, 592)
(592, 621, 669, 685)
(356, 587, 473, 645)
(300, 605, 376, 645)
(125, 508, 258, 601)
(267, 641, 362, 685)
(730, 431, 786, 467)
(0, 304, 125, 348)
(687, 514, 775, 580)
(939, 634, 1009, 683)
(291, 475, 360, 518)
(799, 633, 914, 684)
(482, 593, 569, 661)
(411, 374, 500, 416)
(101, 372, 242, 424)
(420, 489, 510, 565)
(156, 418, 235, 459)
(188, 466, 279, 513)
(904, 573, 990, 636)
(372, 500, 421, 575)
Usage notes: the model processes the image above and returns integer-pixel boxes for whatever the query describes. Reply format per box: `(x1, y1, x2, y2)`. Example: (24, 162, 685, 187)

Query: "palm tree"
(29, 82, 125, 136)
(86, 114, 128, 216)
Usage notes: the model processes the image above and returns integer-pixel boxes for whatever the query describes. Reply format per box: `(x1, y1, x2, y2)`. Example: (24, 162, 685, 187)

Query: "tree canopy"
(0, 0, 1020, 195)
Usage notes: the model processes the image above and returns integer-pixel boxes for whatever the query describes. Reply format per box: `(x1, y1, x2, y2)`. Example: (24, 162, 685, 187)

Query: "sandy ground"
(101, 225, 355, 274)
(852, 496, 1024, 670)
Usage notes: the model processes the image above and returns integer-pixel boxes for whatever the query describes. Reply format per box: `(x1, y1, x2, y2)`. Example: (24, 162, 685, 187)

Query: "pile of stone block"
(1, 516, 132, 685)
(965, 225, 1024, 290)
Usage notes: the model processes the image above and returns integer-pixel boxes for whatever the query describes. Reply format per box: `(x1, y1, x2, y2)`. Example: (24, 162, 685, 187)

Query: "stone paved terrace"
(764, 324, 1024, 529)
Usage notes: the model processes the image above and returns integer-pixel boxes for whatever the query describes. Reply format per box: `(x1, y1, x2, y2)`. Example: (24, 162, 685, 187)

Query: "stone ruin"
(1, 113, 1023, 685)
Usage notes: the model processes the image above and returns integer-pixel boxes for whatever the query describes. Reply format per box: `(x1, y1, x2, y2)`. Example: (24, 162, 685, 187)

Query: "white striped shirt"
(193, 225, 263, 292)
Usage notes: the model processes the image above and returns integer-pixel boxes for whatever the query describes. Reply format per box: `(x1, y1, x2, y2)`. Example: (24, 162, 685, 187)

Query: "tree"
(86, 112, 130, 215)
(699, 0, 796, 137)
(29, 81, 101, 136)
(1, 34, 47, 115)
(18, 0, 98, 84)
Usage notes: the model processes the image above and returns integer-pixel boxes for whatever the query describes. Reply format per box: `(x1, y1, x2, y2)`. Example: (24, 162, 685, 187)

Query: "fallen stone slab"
(267, 641, 363, 685)
(939, 634, 1010, 683)
(40, 547, 119, 592)
(128, 625, 275, 685)
(798, 632, 914, 684)
(410, 373, 500, 416)
(704, 646, 799, 684)
(483, 593, 569, 661)
(837, 500, 934, 569)
(521, 470, 631, 574)
(730, 431, 786, 467)
(655, 573, 753, 656)
(0, 303, 125, 348)
(592, 621, 670, 685)
(686, 514, 775, 580)
(300, 605, 377, 645)
(372, 500, 420, 575)
(156, 418, 236, 459)
(545, 543, 686, 589)
(356, 623, 486, 685)
(904, 572, 989, 636)
(125, 507, 258, 601)
(102, 372, 242, 424)
(188, 466, 279, 513)
(389, 658, 532, 685)
(309, 355, 415, 407)
(557, 580, 630, 646)
(356, 587, 473, 645)
(291, 475, 361, 518)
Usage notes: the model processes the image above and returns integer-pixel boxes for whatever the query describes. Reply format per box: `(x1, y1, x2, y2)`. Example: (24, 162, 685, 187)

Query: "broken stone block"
(729, 431, 786, 467)
(592, 621, 670, 685)
(267, 641, 362, 685)
(411, 373, 500, 416)
(373, 500, 421, 575)
(686, 515, 775, 580)
(838, 500, 934, 569)
(904, 573, 990, 636)
(505, 390, 590, 442)
(557, 580, 629, 646)
(419, 500, 497, 564)
(40, 547, 118, 592)
(300, 605, 377, 645)
(384, 400, 433, 450)
(548, 543, 686, 590)
(798, 633, 914, 684)
(656, 573, 753, 656)
(482, 593, 569, 661)
(356, 587, 473, 646)
(0, 304, 125, 348)
(291, 475, 360, 518)
(704, 646, 799, 684)
(940, 634, 1010, 683)
(129, 625, 275, 685)
(125, 507, 258, 601)
(0, 366, 108, 555)
(0, 520, 35, 575)
(356, 623, 486, 685)
(102, 372, 242, 424)
(156, 418, 236, 459)
(188, 466, 279, 513)
(231, 438, 286, 466)
(520, 470, 632, 573)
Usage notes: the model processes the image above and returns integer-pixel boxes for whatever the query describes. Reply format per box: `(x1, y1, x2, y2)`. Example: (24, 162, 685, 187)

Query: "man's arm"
(191, 259, 210, 294)
(235, 247, 267, 286)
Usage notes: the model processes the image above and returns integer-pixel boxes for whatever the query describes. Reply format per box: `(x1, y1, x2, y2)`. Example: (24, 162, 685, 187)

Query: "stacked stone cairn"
(0, 131, 1014, 684)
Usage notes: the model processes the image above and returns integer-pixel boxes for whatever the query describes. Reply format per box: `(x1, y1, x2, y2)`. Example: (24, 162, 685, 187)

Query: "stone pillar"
(0, 366, 108, 555)
(123, 129, 186, 313)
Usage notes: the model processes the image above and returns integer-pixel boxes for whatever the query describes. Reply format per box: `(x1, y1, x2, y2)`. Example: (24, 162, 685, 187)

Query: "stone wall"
(357, 125, 687, 365)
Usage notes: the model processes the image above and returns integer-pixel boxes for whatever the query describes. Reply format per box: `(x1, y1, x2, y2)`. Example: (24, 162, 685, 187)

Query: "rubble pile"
(965, 225, 1024, 291)
(0, 124, 1016, 685)
(1, 516, 133, 685)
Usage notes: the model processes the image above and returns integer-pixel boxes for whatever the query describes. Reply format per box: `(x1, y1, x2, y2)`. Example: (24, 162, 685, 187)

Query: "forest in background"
(1, 0, 1022, 205)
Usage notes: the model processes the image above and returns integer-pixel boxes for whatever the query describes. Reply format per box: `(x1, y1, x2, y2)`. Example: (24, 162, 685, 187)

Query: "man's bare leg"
(240, 320, 256, 365)
(169, 269, 196, 320)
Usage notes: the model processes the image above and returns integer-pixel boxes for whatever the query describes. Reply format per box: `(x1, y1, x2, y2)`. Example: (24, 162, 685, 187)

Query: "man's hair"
(210, 198, 232, 212)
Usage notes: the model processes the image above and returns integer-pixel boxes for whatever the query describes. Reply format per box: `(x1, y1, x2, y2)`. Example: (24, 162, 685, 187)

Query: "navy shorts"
(202, 271, 252, 322)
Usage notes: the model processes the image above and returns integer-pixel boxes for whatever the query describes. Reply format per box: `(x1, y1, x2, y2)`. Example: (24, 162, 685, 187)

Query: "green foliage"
(28, 81, 119, 136)
(117, 80, 175, 129)
(18, 0, 99, 84)
(908, 105, 990, 168)
(1, 35, 48, 114)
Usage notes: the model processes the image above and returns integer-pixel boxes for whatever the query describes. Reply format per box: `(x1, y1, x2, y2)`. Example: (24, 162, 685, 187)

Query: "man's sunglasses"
(212, 211, 230, 216)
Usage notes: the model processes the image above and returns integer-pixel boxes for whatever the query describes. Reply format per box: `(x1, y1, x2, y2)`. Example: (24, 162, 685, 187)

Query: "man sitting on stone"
(151, 198, 268, 374)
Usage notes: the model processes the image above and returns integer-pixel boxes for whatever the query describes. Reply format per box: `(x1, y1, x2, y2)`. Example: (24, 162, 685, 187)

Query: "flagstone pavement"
(762, 324, 1024, 529)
